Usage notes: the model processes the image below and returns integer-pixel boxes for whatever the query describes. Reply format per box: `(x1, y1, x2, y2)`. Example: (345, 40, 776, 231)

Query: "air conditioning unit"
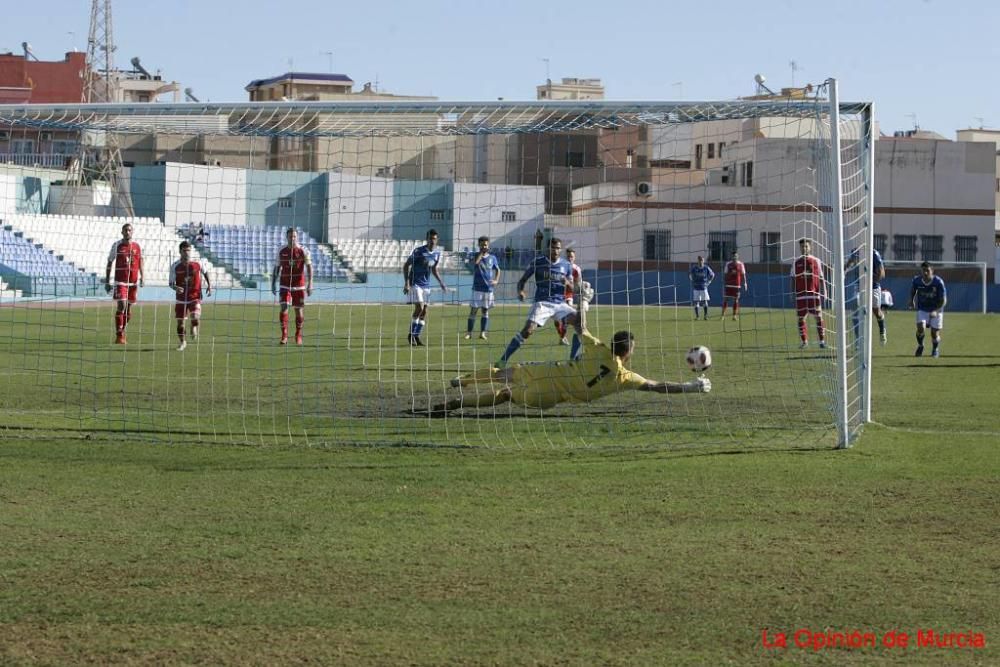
(636, 181, 653, 197)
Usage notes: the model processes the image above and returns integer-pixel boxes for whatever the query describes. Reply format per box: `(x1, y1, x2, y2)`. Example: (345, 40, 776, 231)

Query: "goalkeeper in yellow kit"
(430, 302, 710, 415)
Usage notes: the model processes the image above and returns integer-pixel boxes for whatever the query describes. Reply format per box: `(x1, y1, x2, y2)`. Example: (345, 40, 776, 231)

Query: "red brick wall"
(0, 52, 86, 103)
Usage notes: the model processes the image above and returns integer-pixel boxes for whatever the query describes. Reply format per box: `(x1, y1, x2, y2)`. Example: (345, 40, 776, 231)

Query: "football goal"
(0, 80, 873, 449)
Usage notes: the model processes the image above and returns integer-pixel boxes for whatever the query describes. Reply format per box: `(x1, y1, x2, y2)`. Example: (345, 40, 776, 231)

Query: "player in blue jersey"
(871, 248, 887, 344)
(497, 236, 575, 367)
(465, 235, 502, 340)
(909, 261, 947, 358)
(844, 248, 888, 348)
(689, 256, 716, 320)
(402, 229, 450, 346)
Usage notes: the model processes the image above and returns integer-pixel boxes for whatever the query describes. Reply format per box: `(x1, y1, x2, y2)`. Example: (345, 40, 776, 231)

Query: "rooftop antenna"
(672, 81, 683, 99)
(322, 50, 333, 73)
(788, 60, 800, 87)
(753, 73, 775, 96)
(905, 112, 919, 131)
(67, 31, 77, 52)
(184, 87, 199, 102)
(973, 116, 985, 130)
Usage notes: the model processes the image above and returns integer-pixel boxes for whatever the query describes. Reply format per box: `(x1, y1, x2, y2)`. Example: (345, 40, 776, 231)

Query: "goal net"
(0, 83, 873, 449)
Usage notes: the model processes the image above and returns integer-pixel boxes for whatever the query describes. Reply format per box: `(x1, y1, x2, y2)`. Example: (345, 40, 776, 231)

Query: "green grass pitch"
(0, 303, 997, 664)
(1, 301, 858, 449)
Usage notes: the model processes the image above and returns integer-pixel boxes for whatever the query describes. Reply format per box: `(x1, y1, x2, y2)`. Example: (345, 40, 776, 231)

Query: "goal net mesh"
(0, 90, 872, 449)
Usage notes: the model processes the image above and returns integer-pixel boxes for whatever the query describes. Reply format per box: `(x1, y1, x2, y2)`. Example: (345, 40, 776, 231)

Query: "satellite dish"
(754, 73, 766, 85)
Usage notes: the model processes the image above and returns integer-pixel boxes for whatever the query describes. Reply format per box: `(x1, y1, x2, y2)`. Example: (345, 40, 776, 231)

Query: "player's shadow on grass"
(899, 362, 1000, 368)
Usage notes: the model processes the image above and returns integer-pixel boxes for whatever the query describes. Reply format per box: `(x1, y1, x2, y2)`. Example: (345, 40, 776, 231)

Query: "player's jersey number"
(587, 365, 612, 388)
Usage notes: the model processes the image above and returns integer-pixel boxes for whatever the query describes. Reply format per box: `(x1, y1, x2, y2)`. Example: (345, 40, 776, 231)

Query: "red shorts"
(796, 295, 822, 317)
(113, 284, 138, 303)
(724, 285, 742, 299)
(175, 301, 202, 320)
(279, 287, 306, 308)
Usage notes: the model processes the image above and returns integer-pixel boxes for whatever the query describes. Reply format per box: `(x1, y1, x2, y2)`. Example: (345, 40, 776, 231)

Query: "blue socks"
(570, 334, 581, 360)
(500, 333, 524, 363)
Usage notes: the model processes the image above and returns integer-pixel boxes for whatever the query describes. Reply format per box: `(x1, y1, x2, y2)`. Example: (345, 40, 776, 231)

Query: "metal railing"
(0, 153, 77, 168)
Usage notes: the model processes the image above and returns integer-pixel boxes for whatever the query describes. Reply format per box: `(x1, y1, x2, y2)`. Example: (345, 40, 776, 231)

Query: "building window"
(920, 235, 943, 262)
(501, 210, 516, 222)
(873, 234, 888, 258)
(707, 143, 715, 159)
(718, 142, 726, 158)
(695, 144, 703, 169)
(740, 161, 754, 187)
(644, 230, 671, 260)
(52, 141, 77, 154)
(760, 231, 780, 263)
(565, 151, 585, 168)
(893, 234, 917, 261)
(430, 209, 446, 221)
(625, 149, 633, 169)
(277, 197, 292, 209)
(954, 235, 978, 262)
(709, 231, 737, 262)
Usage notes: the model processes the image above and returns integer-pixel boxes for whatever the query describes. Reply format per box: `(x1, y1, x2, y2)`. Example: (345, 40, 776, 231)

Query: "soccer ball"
(686, 346, 712, 373)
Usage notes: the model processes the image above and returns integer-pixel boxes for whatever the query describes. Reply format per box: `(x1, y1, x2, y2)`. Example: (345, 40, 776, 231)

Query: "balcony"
(0, 153, 77, 169)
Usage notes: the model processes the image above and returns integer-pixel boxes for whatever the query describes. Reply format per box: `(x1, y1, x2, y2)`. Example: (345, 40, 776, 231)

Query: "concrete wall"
(129, 165, 167, 220)
(452, 182, 545, 252)
(246, 169, 327, 238)
(327, 172, 393, 240)
(875, 139, 995, 266)
(163, 164, 247, 227)
(0, 164, 66, 215)
(955, 129, 1000, 232)
(393, 179, 452, 243)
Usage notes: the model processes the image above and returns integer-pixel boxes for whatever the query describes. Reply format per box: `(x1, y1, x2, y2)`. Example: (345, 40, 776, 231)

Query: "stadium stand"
(330, 238, 463, 273)
(198, 225, 351, 282)
(5, 214, 239, 289)
(1, 224, 94, 295)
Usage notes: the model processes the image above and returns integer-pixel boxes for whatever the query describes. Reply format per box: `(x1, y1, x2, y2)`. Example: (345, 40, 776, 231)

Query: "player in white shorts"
(465, 235, 501, 340)
(403, 229, 450, 346)
(909, 261, 947, 358)
(689, 255, 715, 320)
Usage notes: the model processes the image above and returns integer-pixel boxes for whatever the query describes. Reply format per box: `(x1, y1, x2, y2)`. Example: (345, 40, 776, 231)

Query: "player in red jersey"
(791, 238, 827, 348)
(271, 228, 313, 345)
(169, 241, 212, 351)
(720, 249, 748, 321)
(555, 247, 582, 345)
(105, 223, 144, 344)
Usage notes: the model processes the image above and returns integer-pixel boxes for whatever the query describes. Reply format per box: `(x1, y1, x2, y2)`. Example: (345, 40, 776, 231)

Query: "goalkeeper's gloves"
(683, 376, 711, 393)
(578, 281, 595, 304)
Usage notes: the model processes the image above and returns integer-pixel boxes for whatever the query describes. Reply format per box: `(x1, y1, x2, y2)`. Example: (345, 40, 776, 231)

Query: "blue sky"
(3, 0, 997, 135)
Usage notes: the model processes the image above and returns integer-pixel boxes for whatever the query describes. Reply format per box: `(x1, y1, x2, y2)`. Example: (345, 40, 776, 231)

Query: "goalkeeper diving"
(426, 282, 710, 416)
